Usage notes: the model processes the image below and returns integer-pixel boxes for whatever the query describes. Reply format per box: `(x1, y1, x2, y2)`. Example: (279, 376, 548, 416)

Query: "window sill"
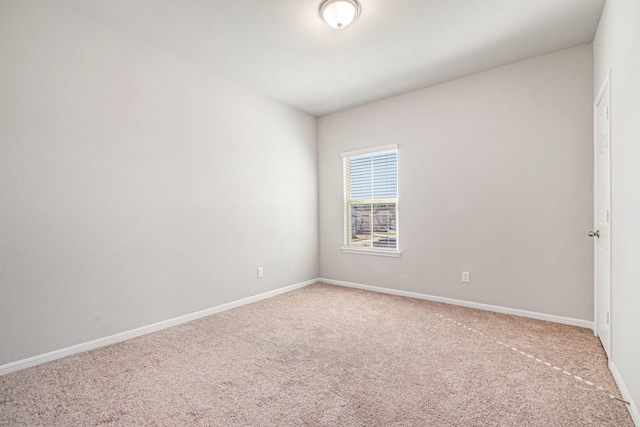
(341, 247, 402, 258)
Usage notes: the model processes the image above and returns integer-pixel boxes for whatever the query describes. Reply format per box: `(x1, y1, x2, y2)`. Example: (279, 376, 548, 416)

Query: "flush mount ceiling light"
(319, 0, 361, 30)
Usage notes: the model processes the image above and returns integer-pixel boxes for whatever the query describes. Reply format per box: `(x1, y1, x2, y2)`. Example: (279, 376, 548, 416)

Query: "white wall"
(593, 0, 640, 421)
(0, 2, 318, 365)
(319, 45, 594, 322)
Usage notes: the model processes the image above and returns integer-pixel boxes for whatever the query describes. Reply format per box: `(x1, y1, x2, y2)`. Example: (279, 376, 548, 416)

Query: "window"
(342, 144, 399, 257)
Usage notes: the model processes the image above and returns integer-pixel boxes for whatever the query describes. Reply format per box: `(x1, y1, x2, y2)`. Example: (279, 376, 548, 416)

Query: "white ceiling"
(60, 0, 605, 117)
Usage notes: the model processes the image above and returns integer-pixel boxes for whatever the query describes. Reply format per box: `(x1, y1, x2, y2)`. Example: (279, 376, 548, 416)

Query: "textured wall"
(0, 2, 318, 365)
(319, 45, 594, 321)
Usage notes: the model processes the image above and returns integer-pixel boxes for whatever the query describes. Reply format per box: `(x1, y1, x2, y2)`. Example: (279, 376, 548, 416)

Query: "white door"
(594, 74, 611, 358)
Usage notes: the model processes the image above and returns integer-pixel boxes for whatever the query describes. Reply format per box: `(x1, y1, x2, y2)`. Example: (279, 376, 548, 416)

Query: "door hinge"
(607, 106, 609, 120)
(607, 312, 610, 325)
(607, 209, 610, 223)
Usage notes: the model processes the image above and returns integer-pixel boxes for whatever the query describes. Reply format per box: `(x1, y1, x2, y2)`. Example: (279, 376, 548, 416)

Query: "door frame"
(593, 70, 612, 359)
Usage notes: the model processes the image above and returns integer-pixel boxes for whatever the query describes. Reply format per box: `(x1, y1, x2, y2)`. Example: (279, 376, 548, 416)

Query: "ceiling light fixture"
(319, 0, 361, 30)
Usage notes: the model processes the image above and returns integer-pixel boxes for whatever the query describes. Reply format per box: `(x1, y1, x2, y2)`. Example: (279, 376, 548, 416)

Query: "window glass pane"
(372, 202, 397, 248)
(349, 151, 397, 200)
(350, 204, 373, 246)
(349, 155, 372, 200)
(372, 152, 397, 199)
(349, 202, 396, 249)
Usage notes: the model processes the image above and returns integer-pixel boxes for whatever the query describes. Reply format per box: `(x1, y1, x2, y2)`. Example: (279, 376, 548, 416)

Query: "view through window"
(342, 145, 398, 252)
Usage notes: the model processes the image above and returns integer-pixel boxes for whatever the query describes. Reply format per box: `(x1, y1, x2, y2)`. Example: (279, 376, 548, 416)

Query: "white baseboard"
(610, 360, 639, 426)
(0, 279, 317, 377)
(319, 278, 594, 330)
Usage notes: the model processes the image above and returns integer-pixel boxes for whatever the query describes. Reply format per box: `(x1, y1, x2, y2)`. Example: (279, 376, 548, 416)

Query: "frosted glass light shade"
(319, 0, 361, 30)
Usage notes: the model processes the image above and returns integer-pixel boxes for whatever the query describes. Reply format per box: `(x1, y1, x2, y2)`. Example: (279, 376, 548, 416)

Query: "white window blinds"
(342, 144, 398, 253)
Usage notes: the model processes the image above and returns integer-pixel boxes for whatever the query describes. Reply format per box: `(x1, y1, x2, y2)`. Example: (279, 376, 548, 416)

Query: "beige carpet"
(0, 283, 633, 426)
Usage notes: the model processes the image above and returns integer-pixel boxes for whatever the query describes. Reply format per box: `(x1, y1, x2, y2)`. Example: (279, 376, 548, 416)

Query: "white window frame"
(341, 144, 400, 257)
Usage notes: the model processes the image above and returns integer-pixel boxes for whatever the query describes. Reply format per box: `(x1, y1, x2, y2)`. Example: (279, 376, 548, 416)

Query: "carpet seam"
(433, 312, 628, 406)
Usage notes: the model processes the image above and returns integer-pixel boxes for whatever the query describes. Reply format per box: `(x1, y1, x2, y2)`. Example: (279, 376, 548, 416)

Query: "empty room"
(1, 0, 639, 425)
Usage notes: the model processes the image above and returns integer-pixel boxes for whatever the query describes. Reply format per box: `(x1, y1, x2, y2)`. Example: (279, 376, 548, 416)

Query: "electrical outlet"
(257, 267, 263, 278)
(462, 271, 470, 283)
